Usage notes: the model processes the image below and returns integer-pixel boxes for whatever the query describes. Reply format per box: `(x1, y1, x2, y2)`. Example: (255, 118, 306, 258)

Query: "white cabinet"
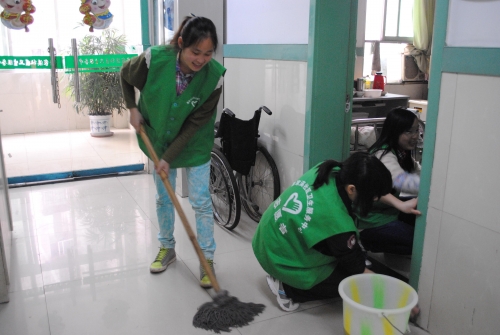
(409, 99, 428, 121)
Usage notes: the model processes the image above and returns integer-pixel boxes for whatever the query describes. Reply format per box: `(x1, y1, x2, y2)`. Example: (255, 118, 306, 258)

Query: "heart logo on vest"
(282, 192, 302, 215)
(186, 97, 200, 107)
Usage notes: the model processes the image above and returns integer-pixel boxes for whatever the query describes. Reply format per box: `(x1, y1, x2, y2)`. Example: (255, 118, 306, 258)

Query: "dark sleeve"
(313, 231, 366, 275)
(120, 53, 149, 109)
(161, 86, 223, 163)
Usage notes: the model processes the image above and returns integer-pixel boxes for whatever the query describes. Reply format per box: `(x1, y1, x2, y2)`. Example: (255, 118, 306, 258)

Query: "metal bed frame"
(350, 117, 386, 152)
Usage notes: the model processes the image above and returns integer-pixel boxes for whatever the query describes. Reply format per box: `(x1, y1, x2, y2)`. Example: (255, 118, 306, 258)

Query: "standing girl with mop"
(120, 15, 225, 288)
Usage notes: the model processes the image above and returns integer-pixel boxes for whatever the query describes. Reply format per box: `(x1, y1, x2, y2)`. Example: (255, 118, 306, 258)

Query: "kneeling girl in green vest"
(252, 152, 419, 311)
(120, 15, 225, 288)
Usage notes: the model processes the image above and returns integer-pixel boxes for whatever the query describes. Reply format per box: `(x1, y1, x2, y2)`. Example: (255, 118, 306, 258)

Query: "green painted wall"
(442, 47, 500, 76)
(408, 0, 450, 292)
(140, 0, 151, 49)
(223, 45, 308, 61)
(304, 0, 358, 170)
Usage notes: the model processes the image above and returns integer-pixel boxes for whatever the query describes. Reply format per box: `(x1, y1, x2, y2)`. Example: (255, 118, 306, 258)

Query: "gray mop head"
(193, 290, 266, 333)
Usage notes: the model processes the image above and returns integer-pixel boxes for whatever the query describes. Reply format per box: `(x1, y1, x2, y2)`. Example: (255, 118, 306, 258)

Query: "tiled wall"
(223, 58, 307, 191)
(419, 73, 500, 333)
(0, 72, 129, 135)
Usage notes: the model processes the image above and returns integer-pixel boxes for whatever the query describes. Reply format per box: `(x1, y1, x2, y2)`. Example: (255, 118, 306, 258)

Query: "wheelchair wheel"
(238, 145, 280, 222)
(210, 147, 241, 230)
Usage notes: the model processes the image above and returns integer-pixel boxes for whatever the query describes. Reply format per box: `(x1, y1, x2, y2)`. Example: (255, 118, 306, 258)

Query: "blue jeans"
(153, 160, 216, 259)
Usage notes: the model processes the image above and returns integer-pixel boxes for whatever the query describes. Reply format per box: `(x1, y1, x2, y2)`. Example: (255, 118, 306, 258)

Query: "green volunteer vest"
(137, 45, 226, 168)
(355, 146, 399, 229)
(252, 165, 357, 290)
(355, 201, 399, 229)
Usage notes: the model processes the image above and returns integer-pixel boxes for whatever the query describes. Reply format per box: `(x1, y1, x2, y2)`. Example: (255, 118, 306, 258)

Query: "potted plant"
(67, 28, 128, 137)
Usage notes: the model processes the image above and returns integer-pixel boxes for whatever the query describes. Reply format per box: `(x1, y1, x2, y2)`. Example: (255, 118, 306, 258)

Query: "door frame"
(304, 0, 358, 168)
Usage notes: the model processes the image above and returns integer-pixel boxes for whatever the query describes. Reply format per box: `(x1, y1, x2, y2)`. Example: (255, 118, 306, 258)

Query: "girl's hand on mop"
(156, 159, 170, 177)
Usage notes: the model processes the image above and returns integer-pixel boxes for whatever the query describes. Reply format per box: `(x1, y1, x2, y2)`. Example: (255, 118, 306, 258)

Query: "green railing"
(0, 54, 136, 72)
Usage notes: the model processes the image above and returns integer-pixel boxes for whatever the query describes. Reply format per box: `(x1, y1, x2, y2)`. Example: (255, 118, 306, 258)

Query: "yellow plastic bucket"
(338, 274, 418, 335)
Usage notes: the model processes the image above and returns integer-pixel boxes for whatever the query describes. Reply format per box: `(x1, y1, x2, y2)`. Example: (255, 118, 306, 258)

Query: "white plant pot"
(89, 115, 113, 137)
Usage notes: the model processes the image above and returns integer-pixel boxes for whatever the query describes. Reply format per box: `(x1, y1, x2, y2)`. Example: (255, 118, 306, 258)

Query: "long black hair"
(312, 152, 392, 217)
(170, 16, 218, 53)
(368, 107, 418, 172)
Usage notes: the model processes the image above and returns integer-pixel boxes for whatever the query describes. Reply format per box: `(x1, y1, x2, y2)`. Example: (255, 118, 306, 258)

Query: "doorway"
(0, 0, 144, 185)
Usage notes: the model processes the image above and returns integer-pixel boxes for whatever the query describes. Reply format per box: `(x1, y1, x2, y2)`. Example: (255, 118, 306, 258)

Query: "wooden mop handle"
(139, 126, 220, 292)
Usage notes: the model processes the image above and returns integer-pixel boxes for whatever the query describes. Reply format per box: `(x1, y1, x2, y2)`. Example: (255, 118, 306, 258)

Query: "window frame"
(380, 0, 414, 44)
(362, 0, 416, 83)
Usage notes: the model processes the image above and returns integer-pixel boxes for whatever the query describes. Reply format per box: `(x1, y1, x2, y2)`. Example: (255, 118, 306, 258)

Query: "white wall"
(224, 0, 310, 189)
(386, 83, 428, 100)
(417, 2, 500, 333)
(0, 73, 128, 135)
(224, 58, 307, 190)
(447, 0, 500, 48)
(226, 0, 309, 44)
(419, 73, 500, 335)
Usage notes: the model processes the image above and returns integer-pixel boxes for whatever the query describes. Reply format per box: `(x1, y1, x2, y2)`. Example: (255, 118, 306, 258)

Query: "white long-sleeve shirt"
(375, 150, 420, 195)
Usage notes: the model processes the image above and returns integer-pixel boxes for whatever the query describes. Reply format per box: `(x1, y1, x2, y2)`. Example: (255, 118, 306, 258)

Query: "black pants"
(359, 219, 414, 255)
(283, 266, 352, 303)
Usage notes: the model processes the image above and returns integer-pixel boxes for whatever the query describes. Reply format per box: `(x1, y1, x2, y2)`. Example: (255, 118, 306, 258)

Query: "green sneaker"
(199, 259, 215, 288)
(150, 247, 176, 273)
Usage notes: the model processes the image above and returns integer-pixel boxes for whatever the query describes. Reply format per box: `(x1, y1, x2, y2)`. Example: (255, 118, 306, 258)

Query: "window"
(363, 0, 415, 83)
(362, 42, 407, 83)
(0, 0, 142, 57)
(384, 0, 414, 42)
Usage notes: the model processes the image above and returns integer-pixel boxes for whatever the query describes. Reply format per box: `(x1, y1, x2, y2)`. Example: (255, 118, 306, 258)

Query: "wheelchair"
(209, 106, 280, 230)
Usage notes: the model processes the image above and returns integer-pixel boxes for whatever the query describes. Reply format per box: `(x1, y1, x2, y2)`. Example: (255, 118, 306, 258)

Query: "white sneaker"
(266, 275, 300, 312)
(365, 258, 372, 267)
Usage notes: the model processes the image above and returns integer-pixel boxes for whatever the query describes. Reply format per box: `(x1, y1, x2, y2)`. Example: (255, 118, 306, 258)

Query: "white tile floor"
(1, 128, 144, 178)
(0, 129, 430, 335)
(0, 173, 430, 335)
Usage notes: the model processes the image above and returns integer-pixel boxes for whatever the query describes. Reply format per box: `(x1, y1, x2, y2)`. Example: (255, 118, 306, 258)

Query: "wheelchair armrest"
(223, 108, 235, 117)
(260, 106, 272, 115)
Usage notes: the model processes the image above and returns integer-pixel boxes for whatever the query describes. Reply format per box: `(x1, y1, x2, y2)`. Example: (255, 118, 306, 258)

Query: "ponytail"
(312, 160, 342, 190)
(169, 16, 193, 49)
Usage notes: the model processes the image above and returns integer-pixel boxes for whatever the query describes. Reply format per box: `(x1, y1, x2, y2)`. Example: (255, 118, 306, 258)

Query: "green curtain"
(408, 0, 435, 76)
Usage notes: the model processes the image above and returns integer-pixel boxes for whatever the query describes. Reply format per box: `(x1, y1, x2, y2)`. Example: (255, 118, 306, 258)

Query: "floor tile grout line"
(36, 226, 53, 335)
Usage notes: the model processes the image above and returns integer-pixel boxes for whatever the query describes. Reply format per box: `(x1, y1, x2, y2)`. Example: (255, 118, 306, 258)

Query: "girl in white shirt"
(357, 108, 421, 255)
